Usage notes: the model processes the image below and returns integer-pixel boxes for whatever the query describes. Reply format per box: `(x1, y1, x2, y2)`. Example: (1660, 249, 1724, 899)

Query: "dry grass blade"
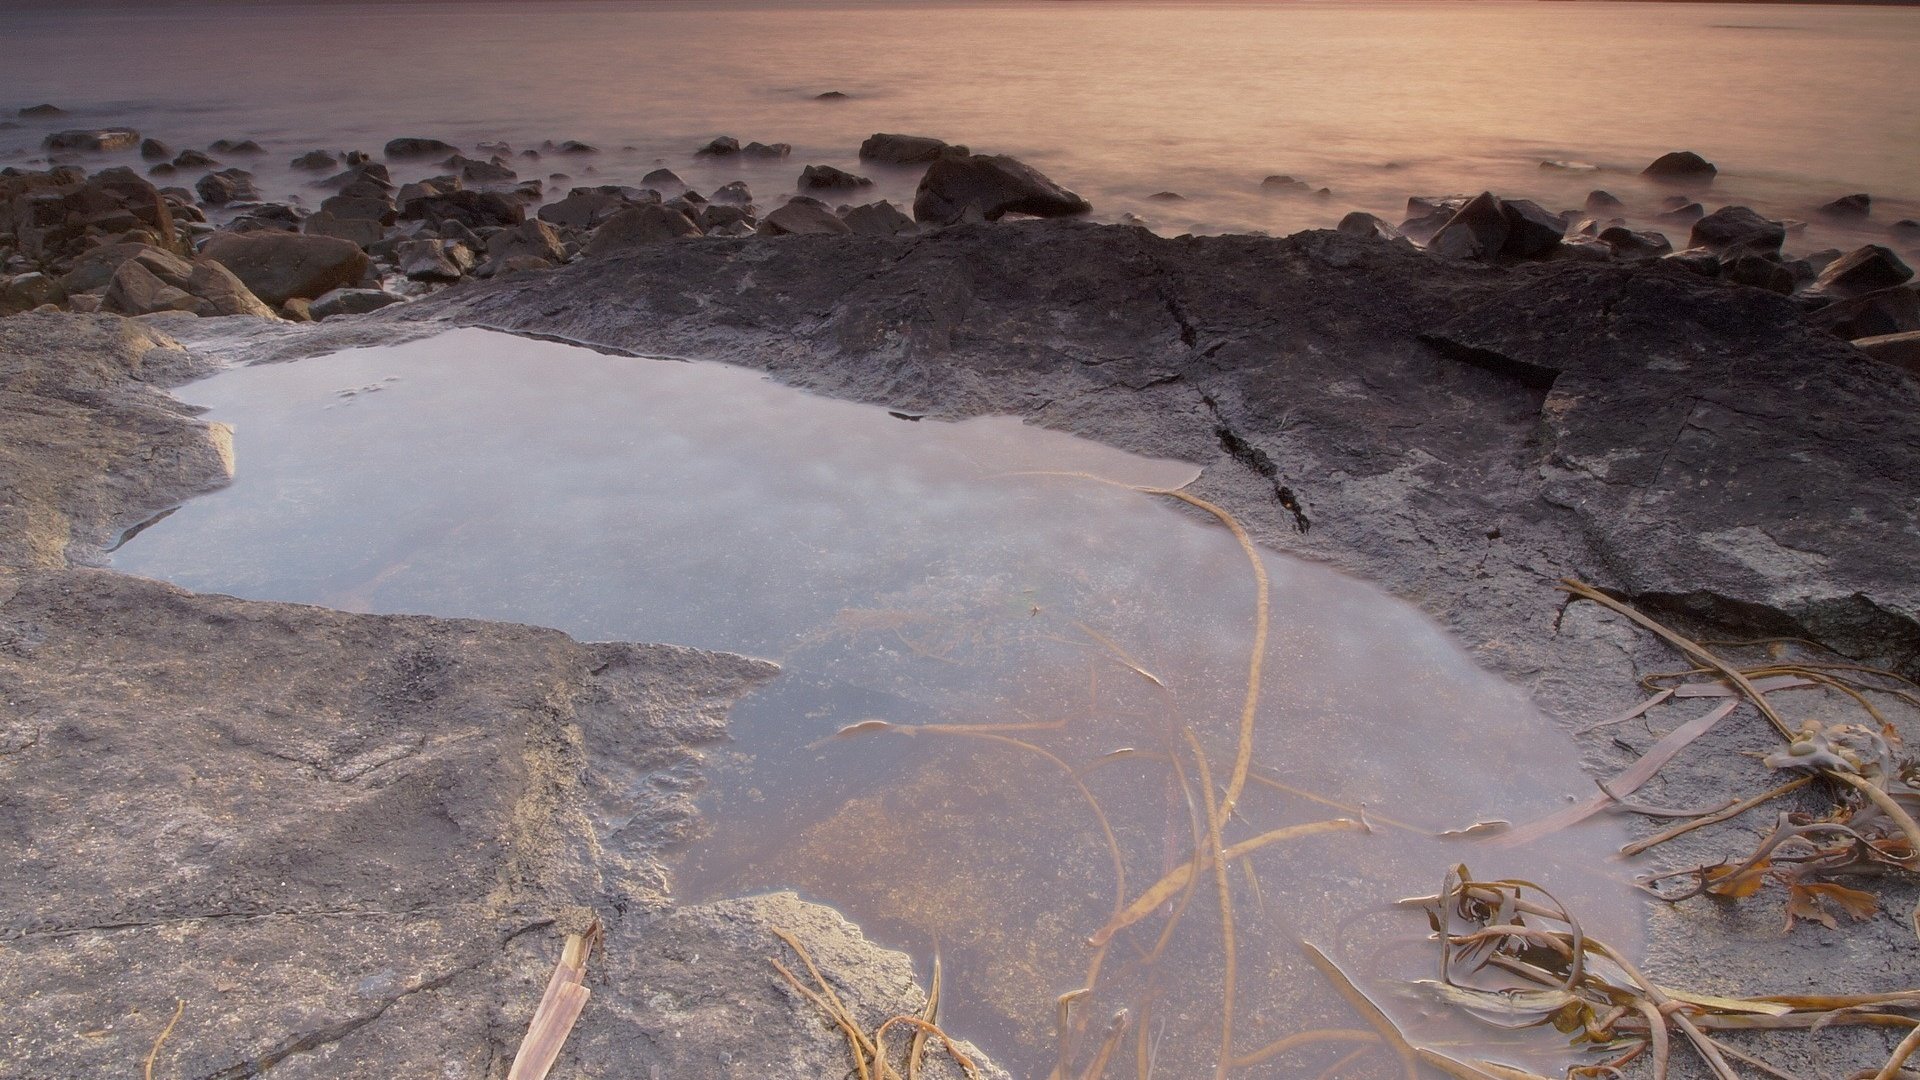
(909, 950, 941, 1080)
(1875, 1024, 1920, 1080)
(144, 998, 184, 1080)
(1073, 620, 1168, 688)
(1619, 776, 1812, 857)
(508, 920, 603, 1080)
(1301, 941, 1420, 1080)
(1183, 729, 1240, 1080)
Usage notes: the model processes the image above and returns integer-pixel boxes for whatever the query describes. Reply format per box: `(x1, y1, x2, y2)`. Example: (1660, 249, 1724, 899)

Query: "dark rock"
(710, 181, 753, 205)
(698, 203, 756, 232)
(290, 150, 338, 170)
(43, 128, 141, 153)
(196, 230, 371, 304)
(1585, 190, 1623, 212)
(1689, 206, 1785, 257)
(1892, 220, 1920, 244)
(1656, 202, 1704, 225)
(1261, 175, 1311, 194)
(816, 91, 849, 100)
(477, 141, 513, 156)
(396, 177, 461, 205)
(227, 203, 302, 234)
(172, 149, 218, 169)
(1805, 245, 1914, 300)
(146, 162, 176, 178)
(385, 136, 460, 159)
(0, 271, 66, 314)
(1538, 159, 1599, 172)
(741, 142, 791, 160)
(397, 238, 465, 282)
(316, 162, 391, 191)
(1598, 226, 1673, 260)
(555, 140, 598, 155)
(449, 154, 517, 184)
(640, 168, 688, 194)
(513, 179, 543, 200)
(912, 154, 1090, 224)
(18, 103, 65, 117)
(859, 133, 967, 165)
(138, 138, 171, 161)
(208, 139, 263, 155)
(695, 136, 741, 157)
(301, 211, 384, 249)
(1553, 236, 1615, 263)
(1148, 191, 1184, 201)
(1820, 194, 1871, 219)
(800, 165, 873, 192)
(841, 200, 916, 237)
(583, 204, 701, 256)
(194, 168, 258, 206)
(399, 189, 525, 229)
(309, 286, 405, 319)
(1336, 212, 1404, 243)
(482, 218, 567, 271)
(1662, 247, 1722, 277)
(96, 247, 199, 317)
(1641, 150, 1716, 183)
(1852, 329, 1920, 375)
(1497, 198, 1564, 260)
(319, 194, 396, 224)
(1806, 284, 1920, 340)
(1721, 253, 1795, 294)
(1424, 192, 1508, 261)
(538, 188, 644, 230)
(759, 197, 852, 236)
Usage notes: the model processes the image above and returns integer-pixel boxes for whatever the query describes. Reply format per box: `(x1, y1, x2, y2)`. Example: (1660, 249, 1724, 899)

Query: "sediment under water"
(113, 328, 1642, 1077)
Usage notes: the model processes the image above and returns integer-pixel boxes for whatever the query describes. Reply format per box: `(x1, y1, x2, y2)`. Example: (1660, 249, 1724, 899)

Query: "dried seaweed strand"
(1300, 941, 1420, 1080)
(1184, 729, 1240, 1080)
(144, 998, 184, 1080)
(1227, 1027, 1380, 1069)
(1619, 775, 1813, 857)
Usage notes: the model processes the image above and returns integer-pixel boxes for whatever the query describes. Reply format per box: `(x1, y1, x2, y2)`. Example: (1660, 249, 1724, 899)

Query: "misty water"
(5, 1, 1919, 255)
(111, 328, 1642, 1077)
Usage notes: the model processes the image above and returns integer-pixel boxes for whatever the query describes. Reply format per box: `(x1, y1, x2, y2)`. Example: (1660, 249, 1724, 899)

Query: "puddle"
(114, 328, 1639, 1078)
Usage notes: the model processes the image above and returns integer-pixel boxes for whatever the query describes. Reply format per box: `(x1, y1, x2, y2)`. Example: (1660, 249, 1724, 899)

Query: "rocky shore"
(3, 121, 1918, 1079)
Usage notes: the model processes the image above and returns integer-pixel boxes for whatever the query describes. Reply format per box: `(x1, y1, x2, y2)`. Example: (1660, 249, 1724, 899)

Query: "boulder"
(1336, 211, 1404, 243)
(101, 251, 200, 316)
(1806, 283, 1920, 340)
(1585, 190, 1623, 212)
(0, 271, 66, 315)
(583, 204, 701, 257)
(1553, 236, 1615, 263)
(742, 142, 792, 159)
(138, 138, 171, 161)
(43, 128, 141, 152)
(1892, 220, 1920, 244)
(309, 286, 405, 319)
(316, 162, 391, 191)
(816, 90, 849, 100)
(695, 136, 741, 157)
(55, 242, 153, 293)
(1424, 192, 1507, 261)
(290, 150, 338, 170)
(319, 193, 396, 224)
(399, 189, 524, 228)
(194, 168, 259, 206)
(301, 211, 385, 249)
(450, 154, 517, 184)
(859, 133, 967, 165)
(1820, 194, 1871, 219)
(187, 259, 278, 317)
(1262, 175, 1312, 194)
(397, 238, 465, 282)
(710, 181, 753, 205)
(396, 176, 461, 205)
(538, 188, 643, 230)
(1688, 206, 1785, 257)
(1497, 198, 1564, 260)
(554, 140, 598, 155)
(1805, 245, 1914, 300)
(173, 149, 218, 169)
(698, 203, 756, 231)
(842, 200, 917, 237)
(1598, 226, 1673, 260)
(759, 197, 852, 236)
(1721, 253, 1794, 294)
(640, 168, 687, 194)
(1662, 247, 1722, 278)
(208, 139, 263, 155)
(912, 154, 1090, 224)
(196, 230, 371, 305)
(800, 164, 873, 192)
(484, 218, 567, 267)
(18, 103, 65, 117)
(385, 136, 460, 159)
(1656, 202, 1704, 224)
(1641, 150, 1716, 184)
(1851, 329, 1920, 376)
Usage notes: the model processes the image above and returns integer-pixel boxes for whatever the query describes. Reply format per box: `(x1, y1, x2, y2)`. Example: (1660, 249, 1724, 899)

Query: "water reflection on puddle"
(115, 328, 1636, 1078)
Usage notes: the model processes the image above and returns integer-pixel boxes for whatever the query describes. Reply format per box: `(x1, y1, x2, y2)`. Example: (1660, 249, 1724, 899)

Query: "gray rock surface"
(913, 154, 1091, 224)
(198, 231, 372, 305)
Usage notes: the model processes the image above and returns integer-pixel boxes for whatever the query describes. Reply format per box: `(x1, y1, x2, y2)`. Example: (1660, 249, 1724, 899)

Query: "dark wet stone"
(43, 128, 141, 152)
(741, 142, 791, 160)
(640, 168, 688, 194)
(1497, 198, 1565, 260)
(1585, 190, 1623, 212)
(800, 165, 873, 192)
(197, 230, 371, 304)
(399, 189, 524, 229)
(1147, 191, 1184, 201)
(318, 194, 396, 224)
(759, 197, 852, 236)
(384, 137, 460, 160)
(173, 149, 217, 169)
(1337, 212, 1404, 243)
(1722, 253, 1795, 294)
(1424, 192, 1507, 261)
(710, 181, 753, 205)
(449, 154, 517, 184)
(1819, 194, 1870, 219)
(138, 138, 171, 161)
(698, 203, 756, 232)
(538, 189, 645, 230)
(859, 133, 967, 165)
(841, 200, 916, 237)
(1806, 244, 1914, 300)
(309, 286, 406, 319)
(695, 136, 741, 157)
(555, 140, 599, 155)
(1657, 202, 1704, 225)
(1663, 247, 1722, 277)
(1598, 226, 1673, 260)
(18, 103, 65, 117)
(1806, 283, 1920, 340)
(583, 204, 701, 256)
(1689, 206, 1785, 257)
(912, 154, 1091, 224)
(209, 139, 263, 155)
(1641, 150, 1716, 183)
(1262, 175, 1311, 194)
(194, 168, 259, 206)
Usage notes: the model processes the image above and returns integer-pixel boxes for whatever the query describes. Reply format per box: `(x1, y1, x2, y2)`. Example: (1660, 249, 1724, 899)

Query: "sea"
(4, 0, 1918, 254)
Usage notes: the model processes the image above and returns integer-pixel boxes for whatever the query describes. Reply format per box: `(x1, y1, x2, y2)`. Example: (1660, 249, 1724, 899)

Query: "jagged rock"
(1337, 212, 1404, 244)
(290, 149, 338, 170)
(1689, 206, 1785, 256)
(640, 168, 687, 194)
(697, 203, 755, 231)
(385, 136, 460, 159)
(138, 138, 171, 161)
(842, 200, 916, 237)
(1852, 329, 1920, 375)
(100, 247, 199, 315)
(1425, 192, 1508, 261)
(858, 133, 966, 164)
(484, 218, 567, 269)
(397, 238, 464, 282)
(1497, 198, 1564, 259)
(538, 188, 644, 230)
(43, 128, 141, 152)
(300, 211, 384, 249)
(194, 168, 259, 206)
(173, 149, 218, 169)
(913, 154, 1090, 224)
(1820, 193, 1871, 219)
(1722, 253, 1795, 294)
(759, 197, 852, 236)
(583, 204, 701, 257)
(1641, 150, 1716, 183)
(800, 164, 873, 192)
(1805, 245, 1913, 300)
(710, 181, 753, 205)
(399, 189, 524, 229)
(197, 231, 371, 305)
(1806, 283, 1920, 340)
(208, 138, 263, 155)
(694, 136, 741, 157)
(0, 271, 65, 315)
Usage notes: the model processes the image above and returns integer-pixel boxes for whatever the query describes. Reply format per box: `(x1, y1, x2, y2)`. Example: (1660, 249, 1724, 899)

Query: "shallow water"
(112, 328, 1645, 1077)
(6, 0, 1918, 255)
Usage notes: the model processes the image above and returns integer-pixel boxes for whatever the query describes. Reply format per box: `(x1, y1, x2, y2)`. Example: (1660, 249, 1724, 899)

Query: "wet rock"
(1662, 246, 1722, 277)
(694, 136, 741, 157)
(138, 138, 171, 161)
(43, 128, 141, 152)
(483, 218, 567, 271)
(697, 203, 755, 232)
(316, 161, 391, 192)
(710, 180, 753, 205)
(1261, 175, 1311, 194)
(397, 238, 465, 282)
(538, 188, 644, 230)
(169, 150, 216, 171)
(859, 133, 967, 165)
(385, 136, 460, 159)
(146, 162, 176, 178)
(208, 139, 263, 155)
(186, 259, 277, 318)
(309, 286, 405, 319)
(549, 140, 596, 155)
(1720, 253, 1795, 294)
(1805, 283, 1920, 340)
(0, 271, 66, 315)
(1805, 244, 1914, 300)
(512, 179, 544, 201)
(800, 164, 873, 192)
(1585, 189, 1623, 212)
(1656, 201, 1704, 225)
(640, 168, 687, 194)
(396, 176, 461, 206)
(741, 141, 791, 160)
(1689, 205, 1785, 257)
(486, 254, 557, 276)
(1424, 192, 1508, 261)
(318, 194, 396, 225)
(1539, 159, 1598, 172)
(1852, 329, 1920, 375)
(194, 168, 259, 206)
(912, 153, 1090, 224)
(583, 204, 701, 257)
(759, 196, 853, 236)
(1148, 191, 1184, 201)
(1336, 211, 1405, 243)
(1553, 235, 1615, 262)
(1598, 226, 1673, 260)
(280, 297, 312, 321)
(399, 189, 525, 229)
(197, 231, 371, 305)
(100, 247, 199, 315)
(1497, 198, 1565, 260)
(1641, 149, 1716, 184)
(18, 103, 65, 117)
(1820, 193, 1871, 219)
(290, 149, 338, 170)
(842, 200, 917, 237)
(449, 154, 517, 184)
(1892, 220, 1920, 244)
(816, 90, 850, 100)
(300, 211, 384, 249)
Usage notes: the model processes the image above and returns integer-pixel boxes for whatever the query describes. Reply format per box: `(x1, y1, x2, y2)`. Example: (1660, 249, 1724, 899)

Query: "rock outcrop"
(913, 154, 1091, 224)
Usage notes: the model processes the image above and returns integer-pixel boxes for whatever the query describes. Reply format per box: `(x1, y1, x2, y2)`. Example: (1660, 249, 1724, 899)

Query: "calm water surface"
(112, 329, 1644, 1078)
(4, 0, 1917, 252)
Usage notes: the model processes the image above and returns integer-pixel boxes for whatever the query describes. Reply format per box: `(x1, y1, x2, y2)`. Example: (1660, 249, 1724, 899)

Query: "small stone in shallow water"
(1641, 149, 1717, 183)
